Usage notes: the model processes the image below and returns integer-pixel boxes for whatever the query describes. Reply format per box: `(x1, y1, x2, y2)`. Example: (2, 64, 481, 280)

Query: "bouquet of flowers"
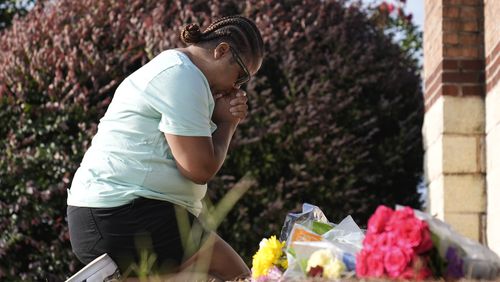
(250, 234, 355, 281)
(356, 205, 500, 280)
(355, 205, 433, 280)
(251, 204, 364, 281)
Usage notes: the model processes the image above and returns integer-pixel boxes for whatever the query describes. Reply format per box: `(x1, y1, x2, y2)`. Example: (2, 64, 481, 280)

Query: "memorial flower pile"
(250, 203, 500, 281)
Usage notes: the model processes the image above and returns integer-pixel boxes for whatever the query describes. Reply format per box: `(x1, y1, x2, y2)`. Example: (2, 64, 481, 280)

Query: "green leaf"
(311, 221, 334, 235)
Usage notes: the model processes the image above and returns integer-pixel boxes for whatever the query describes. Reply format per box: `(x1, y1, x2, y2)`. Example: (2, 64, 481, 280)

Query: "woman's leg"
(178, 231, 251, 281)
(69, 199, 247, 280)
(69, 198, 188, 276)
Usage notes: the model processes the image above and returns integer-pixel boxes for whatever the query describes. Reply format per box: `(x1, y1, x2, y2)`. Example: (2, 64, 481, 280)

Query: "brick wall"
(424, 0, 485, 111)
(484, 0, 500, 255)
(423, 0, 486, 242)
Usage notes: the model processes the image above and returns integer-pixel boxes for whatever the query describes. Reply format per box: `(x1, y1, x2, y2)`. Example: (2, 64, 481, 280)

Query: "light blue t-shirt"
(67, 50, 216, 216)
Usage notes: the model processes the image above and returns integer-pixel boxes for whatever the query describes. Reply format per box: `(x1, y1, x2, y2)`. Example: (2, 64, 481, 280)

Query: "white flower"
(306, 249, 346, 279)
(323, 257, 345, 279)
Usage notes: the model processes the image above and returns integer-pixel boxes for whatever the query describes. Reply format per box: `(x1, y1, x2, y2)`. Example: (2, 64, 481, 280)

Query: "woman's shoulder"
(148, 50, 187, 71)
(149, 50, 208, 86)
(126, 50, 200, 87)
(148, 50, 200, 77)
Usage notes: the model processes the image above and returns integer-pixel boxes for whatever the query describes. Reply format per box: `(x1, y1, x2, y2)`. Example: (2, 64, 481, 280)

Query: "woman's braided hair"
(180, 15, 264, 61)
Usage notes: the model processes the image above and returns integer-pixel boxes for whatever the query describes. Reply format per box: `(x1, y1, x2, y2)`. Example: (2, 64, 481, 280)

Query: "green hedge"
(0, 0, 423, 280)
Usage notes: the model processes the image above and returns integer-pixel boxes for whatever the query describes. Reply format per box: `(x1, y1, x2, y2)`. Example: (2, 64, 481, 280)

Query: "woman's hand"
(212, 90, 248, 124)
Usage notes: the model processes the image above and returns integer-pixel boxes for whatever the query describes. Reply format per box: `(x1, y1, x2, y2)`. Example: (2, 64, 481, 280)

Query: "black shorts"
(67, 197, 208, 274)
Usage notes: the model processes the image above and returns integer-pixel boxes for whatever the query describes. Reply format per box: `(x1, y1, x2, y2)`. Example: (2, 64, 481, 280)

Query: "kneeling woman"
(67, 15, 264, 280)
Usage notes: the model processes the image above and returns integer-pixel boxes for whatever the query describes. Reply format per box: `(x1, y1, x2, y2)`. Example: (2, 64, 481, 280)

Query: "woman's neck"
(178, 46, 214, 87)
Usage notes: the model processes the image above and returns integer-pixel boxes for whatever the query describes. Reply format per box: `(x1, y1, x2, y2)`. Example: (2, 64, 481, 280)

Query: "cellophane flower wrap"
(356, 205, 433, 280)
(280, 204, 364, 280)
(251, 235, 287, 281)
(413, 208, 500, 280)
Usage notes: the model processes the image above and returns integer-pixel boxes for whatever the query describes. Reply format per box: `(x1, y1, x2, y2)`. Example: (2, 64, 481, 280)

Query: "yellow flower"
(306, 249, 346, 279)
(251, 236, 286, 278)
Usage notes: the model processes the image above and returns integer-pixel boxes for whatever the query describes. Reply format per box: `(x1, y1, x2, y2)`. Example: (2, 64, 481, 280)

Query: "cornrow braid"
(180, 15, 264, 61)
(180, 23, 203, 44)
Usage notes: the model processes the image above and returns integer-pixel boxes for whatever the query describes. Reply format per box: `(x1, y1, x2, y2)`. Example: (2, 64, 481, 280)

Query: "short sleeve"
(144, 64, 214, 137)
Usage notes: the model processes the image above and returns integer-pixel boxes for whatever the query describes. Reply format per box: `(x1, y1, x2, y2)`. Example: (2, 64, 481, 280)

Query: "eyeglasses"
(229, 46, 251, 87)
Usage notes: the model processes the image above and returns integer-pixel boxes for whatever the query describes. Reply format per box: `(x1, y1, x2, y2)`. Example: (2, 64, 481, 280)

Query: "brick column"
(484, 0, 500, 254)
(423, 0, 486, 241)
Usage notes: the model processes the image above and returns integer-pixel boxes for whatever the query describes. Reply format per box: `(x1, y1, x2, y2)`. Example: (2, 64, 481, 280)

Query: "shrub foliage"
(0, 0, 423, 279)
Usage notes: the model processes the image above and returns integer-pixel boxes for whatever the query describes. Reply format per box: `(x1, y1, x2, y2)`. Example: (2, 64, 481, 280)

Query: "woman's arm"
(165, 121, 236, 184)
(164, 91, 247, 184)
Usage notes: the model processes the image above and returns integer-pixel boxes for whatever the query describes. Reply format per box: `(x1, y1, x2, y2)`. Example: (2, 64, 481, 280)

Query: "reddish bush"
(0, 0, 209, 279)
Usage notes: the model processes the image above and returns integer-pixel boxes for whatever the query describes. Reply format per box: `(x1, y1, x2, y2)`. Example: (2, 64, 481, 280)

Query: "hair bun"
(181, 23, 202, 44)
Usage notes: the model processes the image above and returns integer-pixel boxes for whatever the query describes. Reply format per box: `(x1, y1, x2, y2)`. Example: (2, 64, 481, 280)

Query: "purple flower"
(253, 266, 283, 282)
(445, 247, 464, 279)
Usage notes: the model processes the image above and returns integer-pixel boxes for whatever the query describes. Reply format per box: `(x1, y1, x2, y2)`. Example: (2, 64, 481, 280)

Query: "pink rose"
(401, 244, 415, 260)
(395, 217, 423, 249)
(414, 222, 433, 254)
(366, 249, 385, 277)
(386, 207, 415, 231)
(364, 232, 391, 251)
(356, 250, 369, 277)
(394, 208, 415, 222)
(386, 210, 433, 254)
(384, 231, 398, 248)
(356, 249, 385, 278)
(384, 245, 411, 278)
(367, 205, 394, 234)
(393, 216, 433, 254)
